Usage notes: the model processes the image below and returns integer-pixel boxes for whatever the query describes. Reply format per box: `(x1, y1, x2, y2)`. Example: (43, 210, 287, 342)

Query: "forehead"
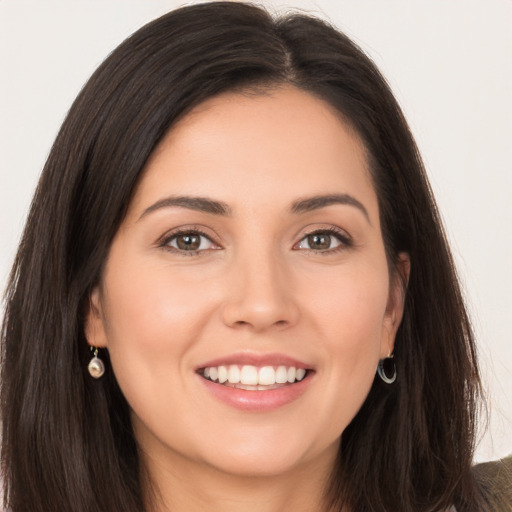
(130, 86, 377, 220)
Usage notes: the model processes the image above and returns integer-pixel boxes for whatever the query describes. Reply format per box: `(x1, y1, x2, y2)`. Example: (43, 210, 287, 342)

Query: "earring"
(88, 347, 105, 379)
(377, 353, 396, 384)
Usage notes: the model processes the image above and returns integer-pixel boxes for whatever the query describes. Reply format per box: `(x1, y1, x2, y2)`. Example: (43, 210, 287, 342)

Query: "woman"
(0, 2, 504, 511)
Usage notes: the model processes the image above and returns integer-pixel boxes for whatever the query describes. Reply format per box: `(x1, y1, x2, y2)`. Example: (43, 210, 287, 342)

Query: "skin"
(86, 86, 408, 512)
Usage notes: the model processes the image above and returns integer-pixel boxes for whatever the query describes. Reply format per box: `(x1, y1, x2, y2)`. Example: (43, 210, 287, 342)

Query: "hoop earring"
(377, 354, 396, 384)
(88, 347, 105, 379)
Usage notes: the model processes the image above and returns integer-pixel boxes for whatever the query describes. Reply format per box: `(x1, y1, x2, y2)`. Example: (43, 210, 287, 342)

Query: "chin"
(204, 451, 311, 478)
(196, 427, 340, 479)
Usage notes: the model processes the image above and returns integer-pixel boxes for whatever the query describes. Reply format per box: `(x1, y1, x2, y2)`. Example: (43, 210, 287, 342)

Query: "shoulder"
(472, 455, 512, 512)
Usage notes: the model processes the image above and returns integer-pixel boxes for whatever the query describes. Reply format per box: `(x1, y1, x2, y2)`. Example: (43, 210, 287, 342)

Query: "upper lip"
(196, 352, 313, 371)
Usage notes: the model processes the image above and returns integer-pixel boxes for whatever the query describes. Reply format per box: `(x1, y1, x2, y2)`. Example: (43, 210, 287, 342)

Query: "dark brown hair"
(1, 2, 487, 511)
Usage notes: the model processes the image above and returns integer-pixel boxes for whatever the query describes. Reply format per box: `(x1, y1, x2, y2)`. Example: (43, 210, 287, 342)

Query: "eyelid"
(293, 225, 353, 252)
(157, 225, 222, 253)
(156, 224, 352, 255)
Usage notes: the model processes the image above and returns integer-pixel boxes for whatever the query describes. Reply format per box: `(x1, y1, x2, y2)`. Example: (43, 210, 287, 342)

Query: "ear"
(84, 286, 109, 348)
(381, 252, 410, 358)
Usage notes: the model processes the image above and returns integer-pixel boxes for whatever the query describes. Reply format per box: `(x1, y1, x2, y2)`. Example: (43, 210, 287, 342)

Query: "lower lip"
(198, 373, 313, 412)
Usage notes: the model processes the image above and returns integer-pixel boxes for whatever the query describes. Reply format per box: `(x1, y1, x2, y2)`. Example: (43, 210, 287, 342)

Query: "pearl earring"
(88, 347, 105, 379)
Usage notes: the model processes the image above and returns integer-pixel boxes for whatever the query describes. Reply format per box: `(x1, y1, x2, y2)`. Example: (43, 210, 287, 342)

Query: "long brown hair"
(1, 2, 487, 511)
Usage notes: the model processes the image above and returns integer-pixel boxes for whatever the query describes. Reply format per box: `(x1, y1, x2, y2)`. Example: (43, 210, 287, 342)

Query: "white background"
(1, 0, 510, 463)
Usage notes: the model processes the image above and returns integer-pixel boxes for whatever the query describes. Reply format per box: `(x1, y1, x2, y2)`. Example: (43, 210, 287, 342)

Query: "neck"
(141, 445, 340, 512)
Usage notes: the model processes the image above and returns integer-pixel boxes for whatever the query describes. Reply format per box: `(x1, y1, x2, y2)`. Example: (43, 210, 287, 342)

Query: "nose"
(221, 248, 300, 332)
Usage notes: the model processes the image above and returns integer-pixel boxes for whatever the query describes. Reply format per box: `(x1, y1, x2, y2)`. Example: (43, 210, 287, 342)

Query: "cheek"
(304, 259, 390, 349)
(98, 252, 219, 408)
(332, 277, 388, 371)
(98, 259, 215, 442)
(299, 261, 389, 425)
(102, 255, 216, 354)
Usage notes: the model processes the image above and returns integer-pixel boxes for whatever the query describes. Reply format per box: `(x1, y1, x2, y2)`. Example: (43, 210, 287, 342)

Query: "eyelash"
(158, 226, 352, 256)
(294, 227, 352, 254)
(158, 227, 219, 256)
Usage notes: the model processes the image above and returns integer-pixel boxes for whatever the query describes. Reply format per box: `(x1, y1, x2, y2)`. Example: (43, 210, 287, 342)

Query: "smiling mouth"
(198, 364, 311, 390)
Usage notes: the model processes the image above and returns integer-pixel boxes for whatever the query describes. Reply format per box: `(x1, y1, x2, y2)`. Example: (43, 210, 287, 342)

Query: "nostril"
(221, 289, 300, 331)
(231, 318, 289, 330)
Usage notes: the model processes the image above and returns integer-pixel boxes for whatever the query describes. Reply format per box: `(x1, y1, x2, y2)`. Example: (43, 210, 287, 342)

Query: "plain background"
(0, 0, 510, 463)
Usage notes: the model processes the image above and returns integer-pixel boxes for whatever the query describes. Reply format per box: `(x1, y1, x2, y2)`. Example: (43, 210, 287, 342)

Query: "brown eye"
(307, 234, 331, 250)
(166, 232, 215, 252)
(176, 234, 201, 250)
(296, 231, 345, 251)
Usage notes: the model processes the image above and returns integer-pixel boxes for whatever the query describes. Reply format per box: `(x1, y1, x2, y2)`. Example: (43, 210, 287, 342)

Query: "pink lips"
(196, 352, 314, 412)
(196, 352, 311, 370)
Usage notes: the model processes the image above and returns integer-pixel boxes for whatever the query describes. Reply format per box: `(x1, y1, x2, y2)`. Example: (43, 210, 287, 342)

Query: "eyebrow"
(138, 193, 370, 223)
(290, 194, 371, 224)
(139, 196, 232, 220)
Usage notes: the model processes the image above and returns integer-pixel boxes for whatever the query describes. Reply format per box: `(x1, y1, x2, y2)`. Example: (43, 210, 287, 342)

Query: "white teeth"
(209, 366, 218, 381)
(258, 366, 276, 386)
(296, 368, 306, 381)
(202, 364, 309, 387)
(218, 365, 228, 383)
(240, 365, 258, 385)
(275, 366, 288, 384)
(228, 365, 240, 383)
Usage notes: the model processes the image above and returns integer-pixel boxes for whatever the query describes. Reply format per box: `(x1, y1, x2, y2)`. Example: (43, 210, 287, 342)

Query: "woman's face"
(87, 86, 406, 479)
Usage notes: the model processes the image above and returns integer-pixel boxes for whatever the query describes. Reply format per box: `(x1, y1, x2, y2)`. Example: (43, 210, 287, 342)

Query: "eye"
(162, 230, 218, 253)
(295, 229, 350, 252)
